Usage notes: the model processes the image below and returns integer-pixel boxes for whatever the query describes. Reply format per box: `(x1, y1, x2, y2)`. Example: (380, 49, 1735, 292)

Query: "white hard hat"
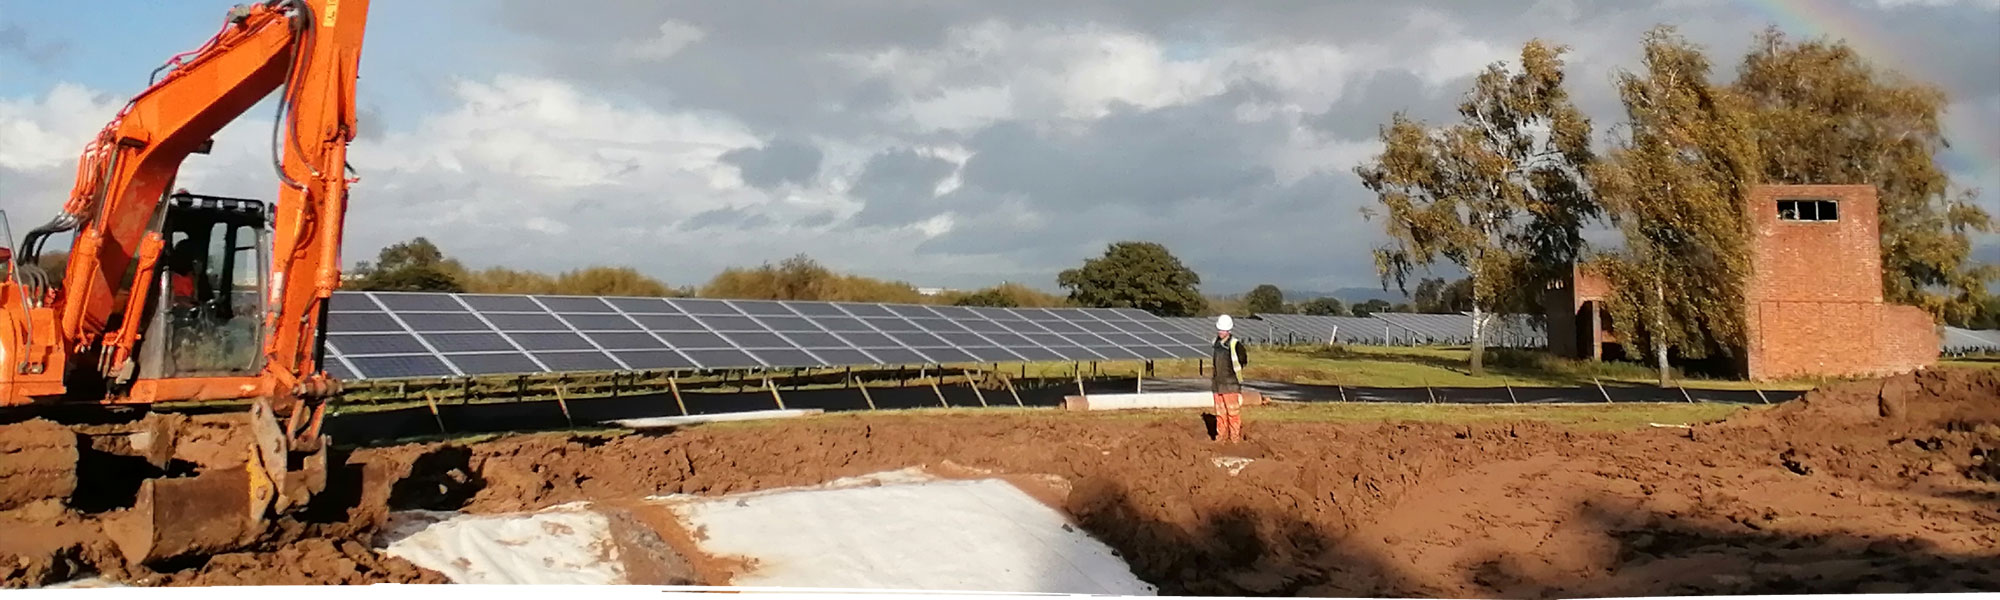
(1216, 315, 1233, 331)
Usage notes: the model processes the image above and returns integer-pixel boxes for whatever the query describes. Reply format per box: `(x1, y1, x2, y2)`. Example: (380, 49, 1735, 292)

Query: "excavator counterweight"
(0, 0, 367, 566)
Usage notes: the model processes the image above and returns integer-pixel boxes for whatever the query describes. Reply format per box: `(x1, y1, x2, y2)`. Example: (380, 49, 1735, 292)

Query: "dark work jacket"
(1211, 335, 1249, 393)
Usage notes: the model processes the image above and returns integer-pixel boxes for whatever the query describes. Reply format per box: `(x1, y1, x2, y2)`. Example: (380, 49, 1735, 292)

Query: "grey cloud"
(0, 22, 66, 68)
(956, 87, 1282, 211)
(1309, 69, 1446, 140)
(679, 206, 772, 231)
(348, 1, 2000, 291)
(720, 138, 823, 189)
(916, 171, 1383, 293)
(849, 148, 957, 226)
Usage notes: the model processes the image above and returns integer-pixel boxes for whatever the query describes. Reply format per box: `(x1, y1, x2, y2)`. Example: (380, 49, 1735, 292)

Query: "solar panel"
(322, 291, 1208, 380)
(1943, 326, 2000, 354)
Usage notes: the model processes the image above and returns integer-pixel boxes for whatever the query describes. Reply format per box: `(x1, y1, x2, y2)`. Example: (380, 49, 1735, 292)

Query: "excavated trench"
(2, 368, 1996, 595)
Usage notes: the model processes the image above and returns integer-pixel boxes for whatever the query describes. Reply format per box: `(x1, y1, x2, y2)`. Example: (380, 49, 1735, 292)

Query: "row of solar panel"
(1156, 313, 1549, 348)
(322, 292, 1210, 380)
(1942, 326, 2000, 354)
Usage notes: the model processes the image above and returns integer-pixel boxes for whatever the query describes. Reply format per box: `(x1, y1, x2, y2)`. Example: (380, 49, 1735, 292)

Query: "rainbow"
(1741, 0, 2000, 175)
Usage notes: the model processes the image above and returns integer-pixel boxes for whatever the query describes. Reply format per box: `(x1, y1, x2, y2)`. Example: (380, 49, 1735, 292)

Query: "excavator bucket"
(97, 400, 323, 565)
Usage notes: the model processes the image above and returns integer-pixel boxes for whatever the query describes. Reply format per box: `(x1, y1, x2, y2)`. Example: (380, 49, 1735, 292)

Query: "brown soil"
(3, 367, 1997, 596)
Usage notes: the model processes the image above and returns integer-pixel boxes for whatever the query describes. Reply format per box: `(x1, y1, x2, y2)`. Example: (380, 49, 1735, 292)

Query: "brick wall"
(1877, 305, 1941, 375)
(1747, 300, 1886, 379)
(1743, 184, 1935, 381)
(1543, 265, 1612, 360)
(1745, 185, 1883, 304)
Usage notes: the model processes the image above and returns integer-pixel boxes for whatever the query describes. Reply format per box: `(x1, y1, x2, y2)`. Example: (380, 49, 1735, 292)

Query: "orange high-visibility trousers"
(1213, 392, 1242, 442)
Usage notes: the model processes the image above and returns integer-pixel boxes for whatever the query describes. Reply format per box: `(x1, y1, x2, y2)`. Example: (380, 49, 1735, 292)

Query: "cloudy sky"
(2, 0, 1995, 296)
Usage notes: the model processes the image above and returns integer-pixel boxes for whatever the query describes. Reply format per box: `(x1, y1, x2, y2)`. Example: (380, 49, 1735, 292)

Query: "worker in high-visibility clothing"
(1211, 315, 1251, 443)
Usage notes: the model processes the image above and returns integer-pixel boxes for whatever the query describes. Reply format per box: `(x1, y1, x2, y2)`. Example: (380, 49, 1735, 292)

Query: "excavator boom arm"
(18, 0, 365, 403)
(0, 0, 369, 567)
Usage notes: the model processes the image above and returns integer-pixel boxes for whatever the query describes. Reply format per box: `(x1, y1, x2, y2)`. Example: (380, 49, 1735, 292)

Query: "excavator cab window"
(135, 193, 270, 379)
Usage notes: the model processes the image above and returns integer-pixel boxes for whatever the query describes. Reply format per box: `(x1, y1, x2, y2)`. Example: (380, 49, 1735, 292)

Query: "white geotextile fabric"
(376, 503, 628, 585)
(365, 469, 1154, 594)
(648, 469, 1157, 595)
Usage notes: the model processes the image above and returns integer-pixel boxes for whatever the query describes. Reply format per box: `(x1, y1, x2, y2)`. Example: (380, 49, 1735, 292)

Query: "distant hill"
(1281, 287, 1410, 305)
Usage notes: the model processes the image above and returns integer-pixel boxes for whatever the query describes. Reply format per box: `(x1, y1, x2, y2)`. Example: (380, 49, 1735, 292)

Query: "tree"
(1591, 26, 1762, 383)
(1733, 27, 1994, 322)
(1441, 278, 1476, 313)
(1350, 299, 1392, 317)
(952, 288, 1018, 308)
(944, 282, 1068, 308)
(1057, 241, 1205, 317)
(349, 237, 465, 292)
(1244, 284, 1286, 314)
(1412, 278, 1448, 313)
(1356, 40, 1598, 375)
(1299, 297, 1345, 316)
(700, 254, 923, 302)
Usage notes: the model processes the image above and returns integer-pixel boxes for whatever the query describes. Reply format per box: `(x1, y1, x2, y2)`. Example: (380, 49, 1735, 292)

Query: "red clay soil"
(3, 367, 1996, 596)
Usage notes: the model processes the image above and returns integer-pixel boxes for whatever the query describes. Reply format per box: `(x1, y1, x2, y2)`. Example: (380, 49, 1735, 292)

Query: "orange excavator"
(0, 0, 368, 565)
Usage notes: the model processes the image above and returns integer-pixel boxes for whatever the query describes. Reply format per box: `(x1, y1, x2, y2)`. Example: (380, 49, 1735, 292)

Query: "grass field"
(1025, 345, 1832, 391)
(797, 401, 1760, 432)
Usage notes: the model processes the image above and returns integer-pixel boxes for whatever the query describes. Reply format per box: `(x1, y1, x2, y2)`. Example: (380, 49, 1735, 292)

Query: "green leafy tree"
(1350, 299, 1392, 317)
(1057, 241, 1205, 317)
(1244, 284, 1286, 314)
(1591, 26, 1762, 383)
(1442, 278, 1476, 313)
(1299, 297, 1345, 316)
(945, 282, 1067, 308)
(350, 237, 465, 292)
(1356, 40, 1598, 375)
(1412, 278, 1448, 313)
(700, 254, 924, 303)
(1732, 27, 1994, 322)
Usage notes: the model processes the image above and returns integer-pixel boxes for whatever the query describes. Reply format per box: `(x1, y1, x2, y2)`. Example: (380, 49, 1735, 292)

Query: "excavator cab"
(133, 192, 270, 381)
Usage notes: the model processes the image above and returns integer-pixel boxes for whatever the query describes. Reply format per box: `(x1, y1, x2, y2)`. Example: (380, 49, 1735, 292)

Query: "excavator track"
(0, 400, 327, 565)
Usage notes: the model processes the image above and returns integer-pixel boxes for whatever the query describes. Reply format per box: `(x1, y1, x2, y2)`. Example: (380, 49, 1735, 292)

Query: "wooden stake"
(668, 376, 688, 416)
(766, 377, 786, 410)
(854, 374, 877, 410)
(1338, 385, 1348, 403)
(929, 373, 948, 407)
(1002, 374, 1023, 407)
(964, 369, 988, 407)
(555, 383, 575, 427)
(1755, 388, 1770, 404)
(1075, 364, 1087, 402)
(1506, 383, 1519, 404)
(423, 392, 447, 434)
(1594, 377, 1613, 403)
(1678, 384, 1694, 403)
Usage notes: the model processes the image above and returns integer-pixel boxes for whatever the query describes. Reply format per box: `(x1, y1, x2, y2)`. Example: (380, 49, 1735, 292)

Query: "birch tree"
(1356, 40, 1598, 375)
(1591, 26, 1762, 383)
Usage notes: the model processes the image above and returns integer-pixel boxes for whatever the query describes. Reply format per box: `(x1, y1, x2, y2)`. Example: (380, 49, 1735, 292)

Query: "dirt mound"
(4, 369, 1998, 594)
(1732, 368, 1999, 432)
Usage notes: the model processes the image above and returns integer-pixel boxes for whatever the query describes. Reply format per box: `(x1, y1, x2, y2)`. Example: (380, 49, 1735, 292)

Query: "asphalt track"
(322, 376, 1803, 446)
